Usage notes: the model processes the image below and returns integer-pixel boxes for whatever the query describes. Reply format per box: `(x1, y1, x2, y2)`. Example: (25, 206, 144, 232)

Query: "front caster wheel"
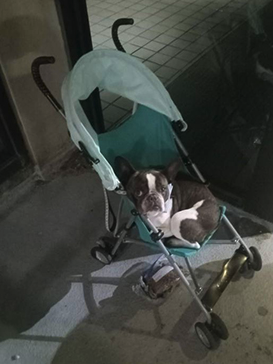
(91, 247, 112, 265)
(210, 313, 229, 340)
(248, 246, 262, 271)
(96, 236, 117, 250)
(195, 322, 218, 350)
(240, 246, 262, 274)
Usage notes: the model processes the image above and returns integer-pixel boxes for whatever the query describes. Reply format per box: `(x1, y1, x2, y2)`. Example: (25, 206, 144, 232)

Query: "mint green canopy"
(61, 49, 187, 190)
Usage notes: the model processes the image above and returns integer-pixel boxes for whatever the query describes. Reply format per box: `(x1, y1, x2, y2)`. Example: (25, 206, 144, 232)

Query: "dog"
(115, 157, 220, 249)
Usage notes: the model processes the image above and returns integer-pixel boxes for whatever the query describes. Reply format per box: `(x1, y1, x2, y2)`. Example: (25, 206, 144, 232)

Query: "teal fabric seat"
(134, 204, 226, 258)
(99, 104, 225, 258)
(99, 105, 180, 170)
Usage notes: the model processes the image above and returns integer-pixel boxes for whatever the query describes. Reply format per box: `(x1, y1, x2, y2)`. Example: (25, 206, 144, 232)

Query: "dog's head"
(115, 157, 181, 216)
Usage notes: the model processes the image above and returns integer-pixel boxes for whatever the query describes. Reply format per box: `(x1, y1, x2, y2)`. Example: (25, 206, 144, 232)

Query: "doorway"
(0, 75, 27, 183)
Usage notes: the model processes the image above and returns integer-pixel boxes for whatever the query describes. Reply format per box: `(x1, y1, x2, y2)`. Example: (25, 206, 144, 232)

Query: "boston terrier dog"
(115, 157, 220, 249)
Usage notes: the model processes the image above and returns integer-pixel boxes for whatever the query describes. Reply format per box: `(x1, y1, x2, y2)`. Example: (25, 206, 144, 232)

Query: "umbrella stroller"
(31, 18, 262, 350)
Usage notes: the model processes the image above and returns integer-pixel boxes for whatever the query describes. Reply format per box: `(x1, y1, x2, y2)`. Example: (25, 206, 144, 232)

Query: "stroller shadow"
(80, 262, 219, 361)
(49, 261, 273, 363)
(81, 256, 263, 361)
(84, 262, 161, 328)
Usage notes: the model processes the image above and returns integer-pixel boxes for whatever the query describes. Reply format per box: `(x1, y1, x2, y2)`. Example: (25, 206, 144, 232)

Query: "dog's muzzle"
(142, 193, 164, 213)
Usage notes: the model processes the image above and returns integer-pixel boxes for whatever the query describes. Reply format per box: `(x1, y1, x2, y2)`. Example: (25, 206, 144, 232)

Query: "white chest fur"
(147, 184, 173, 237)
(147, 183, 205, 240)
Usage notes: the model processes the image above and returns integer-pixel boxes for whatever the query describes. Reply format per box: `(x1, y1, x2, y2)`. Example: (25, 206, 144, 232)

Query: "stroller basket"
(31, 18, 262, 351)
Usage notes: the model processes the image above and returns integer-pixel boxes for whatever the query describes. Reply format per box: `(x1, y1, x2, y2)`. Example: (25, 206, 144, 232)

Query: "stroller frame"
(91, 122, 260, 349)
(31, 18, 262, 350)
(99, 132, 254, 318)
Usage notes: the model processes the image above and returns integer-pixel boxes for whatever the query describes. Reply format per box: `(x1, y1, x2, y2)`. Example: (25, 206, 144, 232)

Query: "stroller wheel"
(248, 246, 262, 271)
(91, 247, 112, 265)
(240, 246, 262, 273)
(195, 322, 218, 350)
(210, 313, 229, 340)
(96, 236, 117, 250)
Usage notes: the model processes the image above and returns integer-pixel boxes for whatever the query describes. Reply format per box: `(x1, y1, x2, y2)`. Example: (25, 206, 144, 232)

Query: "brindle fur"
(115, 157, 220, 243)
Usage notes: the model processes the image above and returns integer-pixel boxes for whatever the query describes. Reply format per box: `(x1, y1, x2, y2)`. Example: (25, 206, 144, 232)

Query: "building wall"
(0, 0, 72, 170)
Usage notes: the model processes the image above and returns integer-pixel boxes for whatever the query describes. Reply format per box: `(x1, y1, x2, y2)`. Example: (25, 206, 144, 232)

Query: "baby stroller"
(32, 18, 262, 350)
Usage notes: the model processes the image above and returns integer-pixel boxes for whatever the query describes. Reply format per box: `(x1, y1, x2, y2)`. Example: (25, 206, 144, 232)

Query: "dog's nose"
(148, 193, 158, 202)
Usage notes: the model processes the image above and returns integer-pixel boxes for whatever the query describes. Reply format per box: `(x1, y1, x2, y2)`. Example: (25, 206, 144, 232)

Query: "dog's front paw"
(165, 238, 200, 249)
(191, 242, 200, 250)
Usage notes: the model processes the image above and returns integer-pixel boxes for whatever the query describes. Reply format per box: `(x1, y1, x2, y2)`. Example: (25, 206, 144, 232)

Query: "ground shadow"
(0, 171, 158, 343)
(52, 258, 273, 364)
(81, 262, 217, 361)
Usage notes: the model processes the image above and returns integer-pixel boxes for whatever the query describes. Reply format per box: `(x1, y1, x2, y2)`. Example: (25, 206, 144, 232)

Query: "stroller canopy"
(61, 49, 186, 190)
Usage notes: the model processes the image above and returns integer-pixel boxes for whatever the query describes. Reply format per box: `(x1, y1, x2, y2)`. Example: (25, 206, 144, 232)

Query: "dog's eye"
(135, 190, 143, 197)
(161, 187, 166, 193)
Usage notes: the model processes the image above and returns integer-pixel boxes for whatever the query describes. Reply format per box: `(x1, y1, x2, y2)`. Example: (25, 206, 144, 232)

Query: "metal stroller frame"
(31, 18, 262, 350)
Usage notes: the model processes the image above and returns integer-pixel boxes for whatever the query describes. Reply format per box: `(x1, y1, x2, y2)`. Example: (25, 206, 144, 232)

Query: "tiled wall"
(87, 0, 270, 127)
(0, 0, 71, 169)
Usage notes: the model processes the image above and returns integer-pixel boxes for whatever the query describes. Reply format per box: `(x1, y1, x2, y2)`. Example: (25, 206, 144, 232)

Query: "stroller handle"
(31, 56, 65, 118)
(111, 18, 134, 52)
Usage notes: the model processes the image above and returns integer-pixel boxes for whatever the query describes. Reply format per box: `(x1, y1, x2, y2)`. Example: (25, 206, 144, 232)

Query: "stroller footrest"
(201, 251, 248, 310)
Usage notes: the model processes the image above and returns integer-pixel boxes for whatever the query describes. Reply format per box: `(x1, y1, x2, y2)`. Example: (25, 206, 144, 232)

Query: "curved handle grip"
(31, 56, 65, 116)
(31, 56, 55, 96)
(111, 18, 134, 53)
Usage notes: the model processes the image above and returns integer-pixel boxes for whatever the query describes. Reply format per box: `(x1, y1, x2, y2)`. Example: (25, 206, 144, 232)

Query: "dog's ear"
(162, 159, 182, 182)
(114, 156, 136, 188)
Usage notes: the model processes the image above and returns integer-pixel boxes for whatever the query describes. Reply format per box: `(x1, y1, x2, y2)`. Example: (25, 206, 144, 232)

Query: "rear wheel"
(96, 236, 117, 250)
(91, 247, 112, 265)
(249, 246, 262, 271)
